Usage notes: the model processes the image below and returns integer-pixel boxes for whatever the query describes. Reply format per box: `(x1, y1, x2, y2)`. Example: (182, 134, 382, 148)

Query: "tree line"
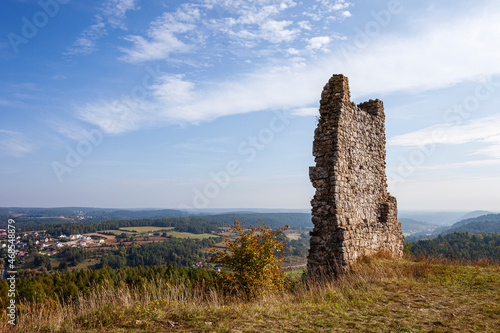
(22, 217, 225, 235)
(409, 232, 500, 261)
(0, 265, 216, 306)
(98, 238, 216, 269)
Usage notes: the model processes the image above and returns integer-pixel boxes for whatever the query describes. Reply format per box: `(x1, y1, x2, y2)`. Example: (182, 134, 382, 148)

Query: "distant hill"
(410, 232, 500, 261)
(405, 213, 500, 243)
(446, 213, 500, 229)
(445, 221, 500, 234)
(84, 208, 189, 219)
(0, 207, 189, 228)
(443, 214, 500, 234)
(398, 211, 469, 226)
(200, 213, 313, 229)
(399, 218, 439, 235)
(451, 210, 494, 223)
(0, 207, 187, 218)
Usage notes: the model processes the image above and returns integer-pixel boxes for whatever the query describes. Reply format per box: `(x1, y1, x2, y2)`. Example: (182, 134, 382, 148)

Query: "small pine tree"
(209, 217, 289, 295)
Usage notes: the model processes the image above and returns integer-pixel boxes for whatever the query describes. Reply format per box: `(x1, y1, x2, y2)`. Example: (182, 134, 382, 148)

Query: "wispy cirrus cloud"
(101, 0, 139, 30)
(303, 0, 353, 21)
(118, 6, 199, 63)
(389, 114, 500, 165)
(49, 119, 102, 142)
(79, 1, 500, 136)
(65, 19, 107, 56)
(119, 0, 302, 63)
(389, 115, 500, 148)
(65, 0, 139, 56)
(399, 159, 500, 172)
(0, 129, 35, 157)
(0, 98, 20, 107)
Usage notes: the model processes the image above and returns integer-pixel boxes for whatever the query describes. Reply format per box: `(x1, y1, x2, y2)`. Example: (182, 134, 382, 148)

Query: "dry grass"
(2, 257, 499, 332)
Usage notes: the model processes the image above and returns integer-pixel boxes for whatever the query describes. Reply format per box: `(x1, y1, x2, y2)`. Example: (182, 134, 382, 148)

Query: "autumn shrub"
(209, 217, 289, 296)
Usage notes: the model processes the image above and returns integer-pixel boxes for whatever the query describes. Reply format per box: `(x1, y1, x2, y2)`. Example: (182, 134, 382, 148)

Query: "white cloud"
(259, 19, 298, 43)
(290, 107, 318, 116)
(306, 36, 331, 50)
(332, 3, 500, 97)
(303, 0, 353, 21)
(65, 19, 107, 56)
(0, 130, 35, 157)
(79, 1, 500, 135)
(78, 61, 320, 133)
(66, 0, 138, 56)
(50, 120, 101, 142)
(101, 0, 139, 30)
(394, 176, 500, 211)
(120, 0, 300, 62)
(409, 159, 500, 171)
(150, 75, 196, 104)
(331, 2, 350, 11)
(77, 99, 154, 135)
(389, 114, 500, 147)
(119, 8, 198, 62)
(298, 20, 312, 30)
(389, 114, 500, 160)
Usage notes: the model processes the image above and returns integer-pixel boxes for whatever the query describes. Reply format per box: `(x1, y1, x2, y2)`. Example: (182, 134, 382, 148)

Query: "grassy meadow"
(4, 256, 499, 332)
(97, 227, 218, 240)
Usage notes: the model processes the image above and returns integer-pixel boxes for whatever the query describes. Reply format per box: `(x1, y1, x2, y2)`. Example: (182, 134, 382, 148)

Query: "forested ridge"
(23, 217, 225, 235)
(200, 213, 312, 229)
(409, 232, 500, 261)
(99, 238, 215, 268)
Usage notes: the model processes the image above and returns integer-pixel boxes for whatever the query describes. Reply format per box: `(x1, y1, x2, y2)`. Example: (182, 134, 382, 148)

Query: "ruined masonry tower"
(307, 74, 404, 276)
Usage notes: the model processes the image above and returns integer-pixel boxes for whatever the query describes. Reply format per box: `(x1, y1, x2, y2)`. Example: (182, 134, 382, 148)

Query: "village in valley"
(0, 228, 106, 262)
(0, 218, 310, 274)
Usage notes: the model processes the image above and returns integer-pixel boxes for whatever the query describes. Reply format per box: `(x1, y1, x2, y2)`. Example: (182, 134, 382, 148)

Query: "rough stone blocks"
(307, 74, 404, 277)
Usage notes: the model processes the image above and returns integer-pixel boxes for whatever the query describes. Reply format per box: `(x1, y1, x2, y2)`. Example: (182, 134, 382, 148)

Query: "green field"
(100, 227, 218, 239)
(163, 231, 219, 239)
(119, 226, 175, 233)
(100, 229, 136, 235)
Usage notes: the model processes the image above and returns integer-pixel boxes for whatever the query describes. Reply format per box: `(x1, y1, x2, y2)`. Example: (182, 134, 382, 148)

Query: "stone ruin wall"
(307, 74, 404, 276)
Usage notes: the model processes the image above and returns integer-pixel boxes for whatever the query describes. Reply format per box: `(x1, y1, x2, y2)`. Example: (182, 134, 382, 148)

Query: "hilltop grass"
(3, 257, 499, 332)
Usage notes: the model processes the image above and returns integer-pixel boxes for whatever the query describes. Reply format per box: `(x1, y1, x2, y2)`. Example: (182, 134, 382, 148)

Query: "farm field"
(84, 232, 116, 240)
(285, 232, 302, 240)
(163, 231, 219, 239)
(119, 226, 175, 233)
(98, 229, 135, 236)
(87, 228, 220, 244)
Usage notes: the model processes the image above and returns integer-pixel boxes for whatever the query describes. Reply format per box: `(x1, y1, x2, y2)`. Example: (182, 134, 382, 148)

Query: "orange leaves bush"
(209, 217, 289, 296)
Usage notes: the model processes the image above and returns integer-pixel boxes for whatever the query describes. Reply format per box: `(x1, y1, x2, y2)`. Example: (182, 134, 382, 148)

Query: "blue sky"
(1, 0, 499, 211)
